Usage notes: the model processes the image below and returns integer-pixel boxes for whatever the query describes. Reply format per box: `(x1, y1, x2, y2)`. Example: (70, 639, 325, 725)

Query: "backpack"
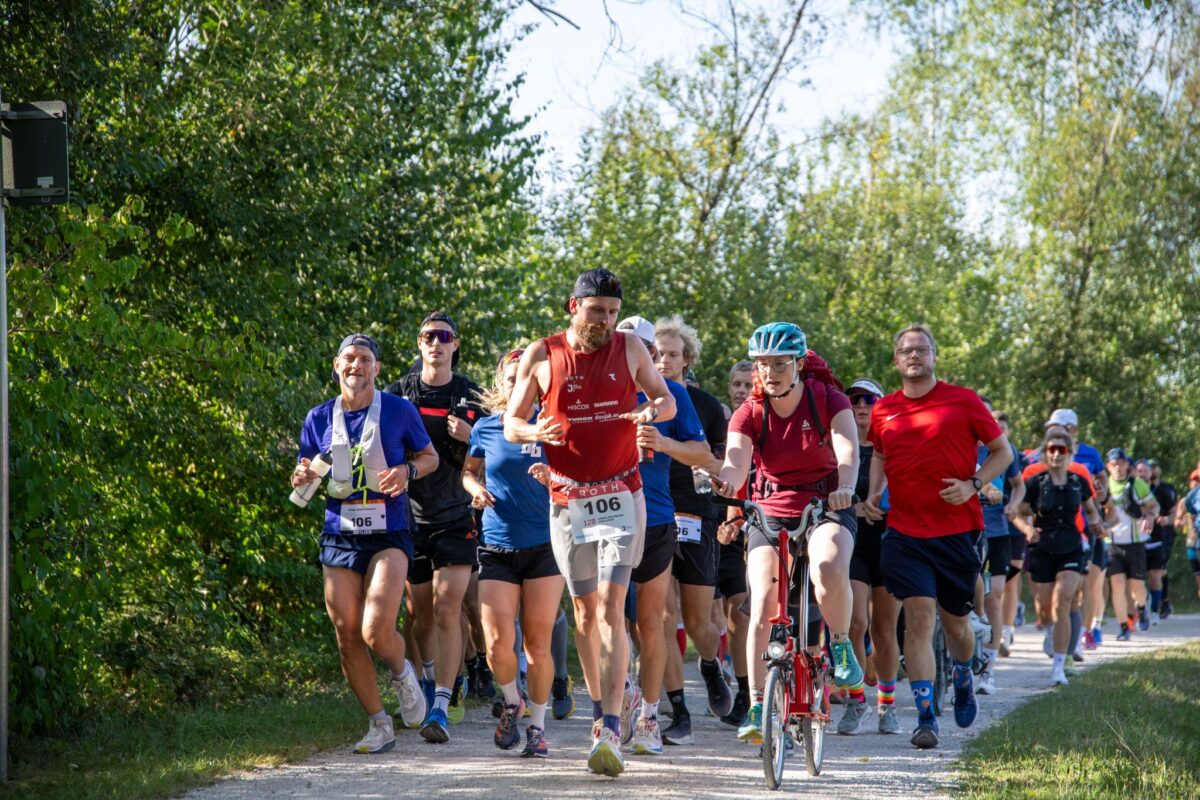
(392, 372, 477, 469)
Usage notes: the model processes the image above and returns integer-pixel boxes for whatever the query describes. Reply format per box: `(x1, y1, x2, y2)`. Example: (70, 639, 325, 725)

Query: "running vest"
(541, 330, 641, 504)
(327, 390, 387, 498)
(1027, 471, 1087, 554)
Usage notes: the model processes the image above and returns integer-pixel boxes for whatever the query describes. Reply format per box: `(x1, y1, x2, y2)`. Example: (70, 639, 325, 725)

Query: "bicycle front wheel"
(762, 665, 788, 790)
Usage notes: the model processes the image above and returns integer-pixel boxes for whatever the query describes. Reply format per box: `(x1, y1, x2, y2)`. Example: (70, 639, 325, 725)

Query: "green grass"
(954, 640, 1200, 800)
(0, 689, 362, 800)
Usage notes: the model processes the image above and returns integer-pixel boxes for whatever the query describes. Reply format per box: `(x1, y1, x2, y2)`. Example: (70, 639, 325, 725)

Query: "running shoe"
(737, 702, 763, 743)
(836, 699, 871, 735)
(699, 658, 734, 718)
(831, 640, 864, 688)
(911, 720, 939, 749)
(1160, 600, 1173, 619)
(1014, 601, 1025, 628)
(1138, 606, 1150, 631)
(952, 667, 978, 728)
(491, 699, 504, 719)
(353, 717, 396, 754)
(662, 713, 693, 746)
(720, 690, 749, 728)
(476, 660, 496, 699)
(878, 704, 900, 735)
(1043, 630, 1054, 658)
(494, 696, 526, 750)
(1064, 662, 1079, 677)
(392, 666, 428, 730)
(628, 715, 664, 754)
(1050, 668, 1069, 687)
(551, 676, 574, 720)
(587, 726, 625, 777)
(975, 669, 996, 695)
(419, 707, 449, 744)
(521, 725, 549, 759)
(1082, 630, 1097, 651)
(1072, 651, 1084, 663)
(1000, 626, 1014, 657)
(1126, 614, 1137, 632)
(1092, 624, 1103, 645)
(447, 676, 465, 724)
(419, 678, 435, 715)
(1116, 623, 1132, 642)
(620, 683, 642, 745)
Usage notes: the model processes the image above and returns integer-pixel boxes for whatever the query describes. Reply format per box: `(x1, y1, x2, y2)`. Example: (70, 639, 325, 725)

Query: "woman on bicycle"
(713, 322, 861, 741)
(463, 349, 565, 758)
(1012, 428, 1103, 686)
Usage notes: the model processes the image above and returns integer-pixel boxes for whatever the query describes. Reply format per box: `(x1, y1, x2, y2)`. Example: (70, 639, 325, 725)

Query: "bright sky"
(504, 1, 898, 186)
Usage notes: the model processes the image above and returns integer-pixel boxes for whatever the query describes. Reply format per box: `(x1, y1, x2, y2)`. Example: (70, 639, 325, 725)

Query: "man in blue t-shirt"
(292, 333, 439, 755)
(616, 316, 711, 756)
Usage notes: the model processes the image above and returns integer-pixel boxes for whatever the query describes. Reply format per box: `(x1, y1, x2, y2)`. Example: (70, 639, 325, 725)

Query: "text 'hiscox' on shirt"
(299, 392, 431, 534)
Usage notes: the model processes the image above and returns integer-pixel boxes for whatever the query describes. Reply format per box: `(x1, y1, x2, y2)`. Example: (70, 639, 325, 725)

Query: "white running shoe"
(628, 715, 664, 754)
(620, 684, 642, 745)
(353, 717, 396, 754)
(1050, 669, 1069, 687)
(392, 663, 428, 730)
(588, 725, 625, 776)
(1043, 630, 1054, 658)
(976, 671, 997, 695)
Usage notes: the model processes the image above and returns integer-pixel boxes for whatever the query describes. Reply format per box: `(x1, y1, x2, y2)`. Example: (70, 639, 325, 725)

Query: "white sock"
(529, 700, 548, 730)
(984, 648, 998, 668)
(369, 708, 389, 722)
(500, 679, 521, 706)
(434, 686, 451, 713)
(1052, 653, 1066, 671)
(1002, 625, 1013, 639)
(392, 660, 414, 683)
(422, 660, 435, 681)
(640, 698, 658, 720)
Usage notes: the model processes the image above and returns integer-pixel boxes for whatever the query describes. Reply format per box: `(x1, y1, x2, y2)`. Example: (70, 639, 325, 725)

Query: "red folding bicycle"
(713, 494, 852, 788)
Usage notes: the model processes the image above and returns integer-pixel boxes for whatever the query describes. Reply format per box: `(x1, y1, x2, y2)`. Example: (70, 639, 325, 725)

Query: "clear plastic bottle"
(289, 451, 333, 507)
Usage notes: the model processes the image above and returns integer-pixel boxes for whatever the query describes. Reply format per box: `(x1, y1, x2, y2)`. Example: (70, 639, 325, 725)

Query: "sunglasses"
(1046, 444, 1070, 456)
(419, 329, 456, 345)
(849, 394, 878, 406)
(501, 348, 525, 365)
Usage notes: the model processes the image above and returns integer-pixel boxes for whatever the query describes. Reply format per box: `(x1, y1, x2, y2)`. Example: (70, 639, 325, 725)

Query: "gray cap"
(847, 378, 884, 398)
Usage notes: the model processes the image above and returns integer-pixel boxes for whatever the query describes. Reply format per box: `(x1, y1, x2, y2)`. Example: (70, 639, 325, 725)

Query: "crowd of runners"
(290, 268, 1200, 777)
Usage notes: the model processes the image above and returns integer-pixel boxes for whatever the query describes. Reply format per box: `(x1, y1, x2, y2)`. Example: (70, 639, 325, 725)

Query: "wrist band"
(406, 461, 418, 482)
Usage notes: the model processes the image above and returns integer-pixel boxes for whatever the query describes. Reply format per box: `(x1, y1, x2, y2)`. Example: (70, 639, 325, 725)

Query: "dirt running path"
(182, 614, 1200, 799)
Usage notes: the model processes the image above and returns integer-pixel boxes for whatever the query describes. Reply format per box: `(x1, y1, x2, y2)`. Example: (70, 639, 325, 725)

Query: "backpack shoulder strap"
(804, 378, 830, 446)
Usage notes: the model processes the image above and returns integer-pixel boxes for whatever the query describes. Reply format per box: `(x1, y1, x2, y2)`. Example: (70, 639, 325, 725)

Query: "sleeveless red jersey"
(541, 330, 641, 504)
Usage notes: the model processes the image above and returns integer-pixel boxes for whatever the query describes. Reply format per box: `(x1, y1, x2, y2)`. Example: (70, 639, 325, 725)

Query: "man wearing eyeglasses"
(384, 311, 485, 743)
(865, 324, 1013, 749)
(504, 269, 676, 777)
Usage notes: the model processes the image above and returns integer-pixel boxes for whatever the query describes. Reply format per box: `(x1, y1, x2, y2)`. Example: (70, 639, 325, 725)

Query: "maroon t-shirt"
(867, 381, 1003, 538)
(729, 380, 851, 517)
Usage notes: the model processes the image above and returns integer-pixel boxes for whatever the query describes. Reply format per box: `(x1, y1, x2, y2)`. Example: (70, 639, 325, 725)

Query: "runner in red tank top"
(504, 269, 676, 778)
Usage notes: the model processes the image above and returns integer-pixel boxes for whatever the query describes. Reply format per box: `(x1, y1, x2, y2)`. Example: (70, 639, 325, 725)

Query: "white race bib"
(675, 513, 702, 543)
(567, 481, 636, 545)
(339, 499, 386, 535)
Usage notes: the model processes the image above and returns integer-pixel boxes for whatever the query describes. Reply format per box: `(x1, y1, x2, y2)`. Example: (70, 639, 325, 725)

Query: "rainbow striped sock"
(877, 679, 896, 707)
(849, 681, 866, 704)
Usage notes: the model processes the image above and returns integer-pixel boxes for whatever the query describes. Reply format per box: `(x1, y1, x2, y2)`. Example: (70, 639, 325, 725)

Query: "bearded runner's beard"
(572, 319, 612, 352)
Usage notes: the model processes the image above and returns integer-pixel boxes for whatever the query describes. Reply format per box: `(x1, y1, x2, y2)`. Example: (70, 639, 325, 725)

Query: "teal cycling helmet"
(747, 322, 807, 358)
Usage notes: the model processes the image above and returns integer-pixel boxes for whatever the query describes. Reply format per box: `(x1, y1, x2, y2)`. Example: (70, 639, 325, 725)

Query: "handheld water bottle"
(289, 451, 333, 508)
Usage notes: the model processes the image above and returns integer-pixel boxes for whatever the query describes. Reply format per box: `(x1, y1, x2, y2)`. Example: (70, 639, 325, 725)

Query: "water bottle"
(693, 467, 713, 495)
(289, 451, 333, 508)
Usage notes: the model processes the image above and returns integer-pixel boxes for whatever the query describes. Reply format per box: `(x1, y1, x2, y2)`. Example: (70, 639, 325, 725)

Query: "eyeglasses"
(754, 359, 794, 373)
(1046, 445, 1070, 456)
(850, 394, 878, 406)
(419, 329, 456, 345)
(895, 346, 933, 358)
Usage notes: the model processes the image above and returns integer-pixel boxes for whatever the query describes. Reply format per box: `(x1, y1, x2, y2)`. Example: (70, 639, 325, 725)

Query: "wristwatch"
(970, 476, 983, 491)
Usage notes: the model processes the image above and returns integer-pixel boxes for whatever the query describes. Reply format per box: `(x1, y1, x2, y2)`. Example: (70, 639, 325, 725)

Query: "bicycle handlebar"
(709, 488, 859, 535)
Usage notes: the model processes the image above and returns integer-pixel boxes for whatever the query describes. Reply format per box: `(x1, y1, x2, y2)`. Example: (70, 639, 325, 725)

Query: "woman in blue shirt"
(464, 349, 563, 758)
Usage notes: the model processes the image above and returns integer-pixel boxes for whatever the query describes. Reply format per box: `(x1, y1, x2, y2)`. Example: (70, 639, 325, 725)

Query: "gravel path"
(182, 613, 1200, 799)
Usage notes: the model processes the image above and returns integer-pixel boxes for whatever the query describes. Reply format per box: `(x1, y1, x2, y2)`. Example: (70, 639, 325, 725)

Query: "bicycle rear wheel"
(762, 665, 788, 790)
(932, 622, 947, 717)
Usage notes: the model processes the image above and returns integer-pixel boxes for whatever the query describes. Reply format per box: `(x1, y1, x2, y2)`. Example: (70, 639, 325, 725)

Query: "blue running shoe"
(831, 640, 864, 688)
(420, 707, 450, 744)
(1014, 601, 1025, 628)
(1137, 605, 1150, 632)
(1092, 625, 1103, 645)
(420, 678, 435, 713)
(1116, 623, 1132, 642)
(911, 719, 939, 749)
(952, 667, 977, 728)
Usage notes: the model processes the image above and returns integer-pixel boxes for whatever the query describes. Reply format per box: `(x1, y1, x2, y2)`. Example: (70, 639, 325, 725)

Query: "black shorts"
(848, 518, 886, 587)
(1008, 532, 1027, 564)
(881, 528, 982, 617)
(717, 534, 747, 599)
(478, 542, 560, 584)
(1026, 547, 1086, 583)
(409, 522, 480, 585)
(319, 530, 414, 576)
(983, 536, 1013, 577)
(1107, 542, 1148, 580)
(673, 518, 719, 586)
(1090, 538, 1109, 569)
(1145, 542, 1170, 571)
(632, 522, 677, 584)
(745, 508, 857, 553)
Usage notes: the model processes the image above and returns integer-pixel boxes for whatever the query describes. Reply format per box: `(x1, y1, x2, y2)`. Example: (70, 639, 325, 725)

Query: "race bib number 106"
(567, 481, 636, 545)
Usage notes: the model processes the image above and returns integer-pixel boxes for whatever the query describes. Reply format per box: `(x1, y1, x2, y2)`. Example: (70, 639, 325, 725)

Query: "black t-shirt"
(1150, 481, 1177, 543)
(1024, 471, 1093, 554)
(854, 443, 886, 543)
(383, 373, 483, 530)
(669, 385, 728, 520)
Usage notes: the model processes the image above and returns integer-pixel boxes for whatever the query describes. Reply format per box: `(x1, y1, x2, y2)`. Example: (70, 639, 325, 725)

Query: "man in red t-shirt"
(505, 268, 676, 778)
(865, 324, 1013, 750)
